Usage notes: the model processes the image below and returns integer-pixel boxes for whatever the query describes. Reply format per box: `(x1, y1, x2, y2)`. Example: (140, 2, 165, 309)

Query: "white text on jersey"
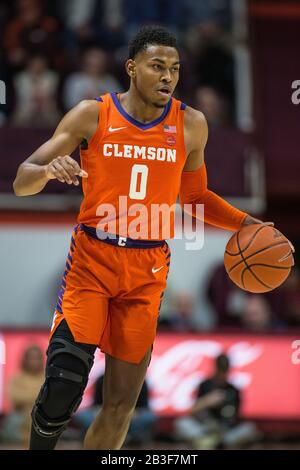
(103, 144, 176, 163)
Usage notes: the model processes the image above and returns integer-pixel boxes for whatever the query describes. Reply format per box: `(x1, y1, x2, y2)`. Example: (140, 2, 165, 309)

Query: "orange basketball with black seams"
(224, 224, 294, 293)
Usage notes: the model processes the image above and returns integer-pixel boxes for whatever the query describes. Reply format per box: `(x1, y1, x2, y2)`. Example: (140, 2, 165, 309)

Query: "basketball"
(224, 224, 294, 293)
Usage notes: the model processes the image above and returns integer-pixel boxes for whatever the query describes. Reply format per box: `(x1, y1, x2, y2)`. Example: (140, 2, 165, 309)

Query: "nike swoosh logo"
(108, 125, 127, 132)
(152, 266, 164, 274)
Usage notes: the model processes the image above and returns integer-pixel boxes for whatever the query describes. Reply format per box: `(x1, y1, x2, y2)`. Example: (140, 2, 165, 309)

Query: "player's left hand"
(242, 216, 295, 253)
(242, 215, 274, 227)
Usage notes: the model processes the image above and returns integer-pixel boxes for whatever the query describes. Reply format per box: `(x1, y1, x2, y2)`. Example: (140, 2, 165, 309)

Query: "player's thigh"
(102, 349, 152, 411)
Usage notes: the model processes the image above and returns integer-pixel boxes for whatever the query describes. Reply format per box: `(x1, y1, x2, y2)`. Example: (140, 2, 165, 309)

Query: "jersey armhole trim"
(84, 98, 107, 151)
(180, 102, 187, 111)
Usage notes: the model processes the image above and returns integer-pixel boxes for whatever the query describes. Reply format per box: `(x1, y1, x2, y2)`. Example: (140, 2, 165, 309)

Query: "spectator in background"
(12, 54, 61, 127)
(56, 0, 125, 52)
(194, 86, 230, 127)
(241, 295, 274, 331)
(178, 0, 231, 34)
(54, 0, 97, 35)
(266, 267, 300, 328)
(63, 47, 123, 110)
(169, 292, 196, 332)
(0, 345, 45, 445)
(174, 354, 259, 449)
(186, 19, 234, 106)
(4, 0, 60, 70)
(123, 0, 165, 43)
(53, 0, 99, 59)
(158, 289, 196, 332)
(205, 263, 279, 330)
(206, 263, 246, 328)
(90, 0, 125, 51)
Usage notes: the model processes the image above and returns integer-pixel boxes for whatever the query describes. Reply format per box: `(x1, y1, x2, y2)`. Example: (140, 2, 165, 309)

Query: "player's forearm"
(180, 165, 248, 231)
(13, 162, 50, 196)
(184, 189, 247, 231)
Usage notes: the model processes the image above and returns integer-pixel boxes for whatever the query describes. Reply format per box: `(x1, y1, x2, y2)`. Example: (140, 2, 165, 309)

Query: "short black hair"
(128, 25, 178, 59)
(216, 354, 230, 373)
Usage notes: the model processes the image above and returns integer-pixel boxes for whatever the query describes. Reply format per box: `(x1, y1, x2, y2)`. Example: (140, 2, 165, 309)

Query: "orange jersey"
(78, 93, 187, 239)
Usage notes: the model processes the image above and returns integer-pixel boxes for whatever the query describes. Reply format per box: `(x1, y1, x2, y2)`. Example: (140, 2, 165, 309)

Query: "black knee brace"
(32, 337, 95, 439)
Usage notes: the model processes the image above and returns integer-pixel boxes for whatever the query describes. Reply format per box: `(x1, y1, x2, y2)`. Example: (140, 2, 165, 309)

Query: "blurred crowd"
(0, 345, 260, 450)
(159, 264, 300, 332)
(0, 345, 44, 444)
(0, 0, 235, 127)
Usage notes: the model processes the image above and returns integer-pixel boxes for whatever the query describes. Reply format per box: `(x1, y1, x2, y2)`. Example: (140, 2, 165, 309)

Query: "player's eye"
(152, 64, 162, 70)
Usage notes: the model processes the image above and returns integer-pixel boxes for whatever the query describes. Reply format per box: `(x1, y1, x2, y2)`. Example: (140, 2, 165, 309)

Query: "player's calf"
(84, 404, 135, 450)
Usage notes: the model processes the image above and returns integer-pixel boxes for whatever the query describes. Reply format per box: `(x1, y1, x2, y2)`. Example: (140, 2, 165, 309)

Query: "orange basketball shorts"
(50, 225, 170, 364)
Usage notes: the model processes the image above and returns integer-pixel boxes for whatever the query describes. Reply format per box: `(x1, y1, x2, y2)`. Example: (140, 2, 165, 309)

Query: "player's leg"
(30, 320, 96, 450)
(82, 242, 170, 450)
(83, 348, 152, 450)
(29, 226, 112, 449)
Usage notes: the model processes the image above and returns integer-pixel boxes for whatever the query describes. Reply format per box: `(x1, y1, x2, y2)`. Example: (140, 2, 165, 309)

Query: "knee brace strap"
(32, 338, 95, 438)
(46, 338, 94, 387)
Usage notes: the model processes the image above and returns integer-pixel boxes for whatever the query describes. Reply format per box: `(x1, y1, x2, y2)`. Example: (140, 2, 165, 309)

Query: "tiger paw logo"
(167, 135, 176, 146)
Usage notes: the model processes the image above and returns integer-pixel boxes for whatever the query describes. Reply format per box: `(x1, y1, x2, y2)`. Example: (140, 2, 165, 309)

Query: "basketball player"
(13, 26, 271, 450)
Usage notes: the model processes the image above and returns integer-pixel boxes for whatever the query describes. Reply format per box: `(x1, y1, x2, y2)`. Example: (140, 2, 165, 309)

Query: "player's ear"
(126, 59, 136, 78)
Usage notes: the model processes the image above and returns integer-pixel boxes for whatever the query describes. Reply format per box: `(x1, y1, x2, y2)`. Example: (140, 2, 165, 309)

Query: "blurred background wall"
(0, 0, 300, 449)
(1, 0, 300, 331)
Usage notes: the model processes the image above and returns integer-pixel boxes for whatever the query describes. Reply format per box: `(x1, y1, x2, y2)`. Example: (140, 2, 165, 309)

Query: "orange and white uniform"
(51, 93, 187, 363)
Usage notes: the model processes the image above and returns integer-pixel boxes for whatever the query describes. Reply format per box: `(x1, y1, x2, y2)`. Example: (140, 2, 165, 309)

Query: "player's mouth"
(157, 86, 172, 97)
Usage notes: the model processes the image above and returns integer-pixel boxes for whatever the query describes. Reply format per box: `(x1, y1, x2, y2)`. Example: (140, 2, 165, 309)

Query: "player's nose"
(161, 70, 172, 82)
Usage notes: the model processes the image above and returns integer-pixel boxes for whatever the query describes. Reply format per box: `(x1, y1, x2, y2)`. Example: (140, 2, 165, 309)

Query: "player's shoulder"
(74, 99, 100, 120)
(67, 100, 100, 134)
(61, 100, 101, 140)
(183, 106, 208, 149)
(184, 105, 207, 131)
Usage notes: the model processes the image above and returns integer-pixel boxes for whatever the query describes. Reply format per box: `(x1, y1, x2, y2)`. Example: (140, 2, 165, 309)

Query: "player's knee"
(32, 337, 95, 438)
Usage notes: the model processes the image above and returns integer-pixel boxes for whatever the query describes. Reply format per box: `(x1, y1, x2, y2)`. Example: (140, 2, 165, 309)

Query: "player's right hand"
(45, 155, 88, 185)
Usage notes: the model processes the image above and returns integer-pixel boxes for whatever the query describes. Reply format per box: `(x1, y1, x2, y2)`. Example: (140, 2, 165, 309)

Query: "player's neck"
(119, 88, 167, 124)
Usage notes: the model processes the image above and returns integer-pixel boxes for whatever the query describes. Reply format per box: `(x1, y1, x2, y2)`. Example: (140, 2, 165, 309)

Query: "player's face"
(133, 45, 180, 108)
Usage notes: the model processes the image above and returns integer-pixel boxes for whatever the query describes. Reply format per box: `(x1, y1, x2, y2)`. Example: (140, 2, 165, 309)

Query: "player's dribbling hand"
(45, 155, 88, 185)
(242, 215, 295, 253)
(242, 215, 274, 227)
